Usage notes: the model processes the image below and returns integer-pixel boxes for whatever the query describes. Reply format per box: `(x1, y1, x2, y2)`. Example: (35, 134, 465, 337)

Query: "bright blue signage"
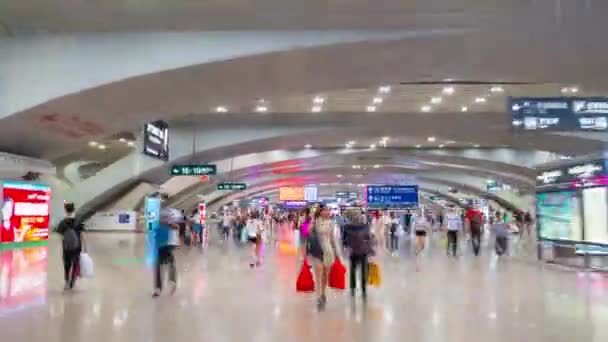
(366, 185, 419, 208)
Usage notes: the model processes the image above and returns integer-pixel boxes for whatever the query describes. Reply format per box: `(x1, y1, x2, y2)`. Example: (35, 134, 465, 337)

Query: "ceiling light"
(474, 97, 486, 103)
(381, 136, 389, 141)
(570, 87, 579, 93)
(313, 96, 325, 104)
(427, 136, 436, 142)
(348, 141, 356, 145)
(473, 144, 480, 148)
(372, 97, 383, 104)
(215, 106, 228, 113)
(336, 174, 343, 178)
(442, 86, 455, 95)
(373, 164, 381, 169)
(415, 144, 422, 148)
(255, 105, 268, 112)
(119, 138, 126, 143)
(366, 105, 377, 112)
(490, 86, 504, 93)
(98, 144, 107, 150)
(430, 97, 442, 104)
(127, 141, 135, 147)
(370, 144, 376, 149)
(352, 165, 361, 169)
(378, 85, 391, 94)
(461, 106, 468, 112)
(311, 105, 322, 113)
(421, 105, 432, 112)
(439, 144, 445, 148)
(561, 87, 570, 93)
(88, 141, 98, 147)
(304, 144, 312, 149)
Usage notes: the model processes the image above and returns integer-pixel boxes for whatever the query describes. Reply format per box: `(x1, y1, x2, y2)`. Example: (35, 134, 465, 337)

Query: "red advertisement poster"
(0, 247, 48, 314)
(198, 203, 206, 226)
(1, 182, 51, 243)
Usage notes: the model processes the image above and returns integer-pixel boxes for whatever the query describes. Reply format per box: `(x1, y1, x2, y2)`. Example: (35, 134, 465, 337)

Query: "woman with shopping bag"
(307, 204, 340, 311)
(343, 210, 373, 299)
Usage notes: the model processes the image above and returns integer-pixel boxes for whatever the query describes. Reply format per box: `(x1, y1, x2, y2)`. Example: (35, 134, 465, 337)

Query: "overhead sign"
(143, 120, 169, 160)
(509, 97, 608, 131)
(366, 185, 419, 208)
(217, 182, 247, 191)
(279, 187, 305, 201)
(0, 181, 51, 244)
(304, 186, 318, 202)
(170, 164, 217, 176)
(536, 159, 608, 188)
(282, 200, 308, 209)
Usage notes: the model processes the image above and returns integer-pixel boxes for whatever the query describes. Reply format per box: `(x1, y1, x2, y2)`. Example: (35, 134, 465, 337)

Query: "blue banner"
(509, 97, 608, 131)
(366, 185, 419, 208)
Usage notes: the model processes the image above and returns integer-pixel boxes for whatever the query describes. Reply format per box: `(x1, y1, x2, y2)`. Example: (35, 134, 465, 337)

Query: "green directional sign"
(170, 164, 217, 176)
(217, 182, 247, 191)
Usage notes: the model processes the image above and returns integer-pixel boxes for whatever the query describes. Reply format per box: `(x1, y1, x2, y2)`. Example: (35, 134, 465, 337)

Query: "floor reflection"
(0, 246, 48, 315)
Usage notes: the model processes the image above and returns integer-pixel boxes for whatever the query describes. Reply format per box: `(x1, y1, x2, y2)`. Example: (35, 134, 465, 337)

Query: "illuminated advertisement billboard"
(143, 120, 169, 161)
(279, 187, 305, 201)
(0, 181, 51, 244)
(509, 97, 608, 131)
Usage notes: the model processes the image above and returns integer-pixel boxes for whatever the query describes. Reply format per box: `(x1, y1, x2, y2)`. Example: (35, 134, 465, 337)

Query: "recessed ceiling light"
(336, 174, 343, 178)
(313, 96, 325, 104)
(427, 136, 436, 142)
(415, 144, 422, 148)
(378, 85, 391, 94)
(348, 140, 356, 145)
(561, 87, 570, 93)
(570, 87, 579, 93)
(119, 138, 126, 143)
(98, 144, 107, 150)
(352, 165, 361, 169)
(255, 105, 268, 112)
(311, 105, 322, 113)
(127, 141, 135, 147)
(366, 105, 377, 112)
(373, 164, 381, 169)
(421, 105, 432, 112)
(370, 144, 377, 149)
(88, 141, 98, 147)
(304, 144, 312, 149)
(372, 97, 383, 104)
(461, 106, 469, 112)
(439, 144, 445, 148)
(474, 97, 486, 103)
(430, 97, 442, 104)
(473, 144, 480, 148)
(215, 106, 228, 113)
(442, 86, 455, 95)
(490, 86, 504, 93)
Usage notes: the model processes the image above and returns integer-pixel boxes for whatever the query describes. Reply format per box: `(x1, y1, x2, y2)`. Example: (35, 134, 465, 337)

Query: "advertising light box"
(1, 181, 51, 244)
(509, 97, 608, 132)
(279, 187, 305, 201)
(143, 120, 169, 161)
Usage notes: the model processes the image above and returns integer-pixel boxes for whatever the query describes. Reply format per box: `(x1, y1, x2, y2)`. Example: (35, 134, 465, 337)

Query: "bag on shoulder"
(306, 224, 324, 259)
(62, 219, 81, 252)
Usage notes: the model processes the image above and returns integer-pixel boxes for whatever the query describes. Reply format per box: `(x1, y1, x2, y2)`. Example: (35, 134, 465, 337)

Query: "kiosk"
(536, 154, 608, 270)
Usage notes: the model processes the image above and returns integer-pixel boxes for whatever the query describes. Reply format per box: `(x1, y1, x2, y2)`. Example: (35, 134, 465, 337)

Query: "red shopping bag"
(328, 258, 346, 290)
(296, 259, 315, 292)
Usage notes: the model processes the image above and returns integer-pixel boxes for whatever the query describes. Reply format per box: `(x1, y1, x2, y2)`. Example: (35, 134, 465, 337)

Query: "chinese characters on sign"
(170, 164, 217, 176)
(366, 185, 419, 208)
(510, 97, 608, 131)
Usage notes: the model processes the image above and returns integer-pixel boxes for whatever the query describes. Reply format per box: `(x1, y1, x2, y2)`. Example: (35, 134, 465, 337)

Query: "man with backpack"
(465, 205, 485, 256)
(56, 202, 86, 290)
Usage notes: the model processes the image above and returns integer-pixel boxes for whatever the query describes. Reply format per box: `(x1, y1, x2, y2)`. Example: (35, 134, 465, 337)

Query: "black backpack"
(62, 218, 81, 252)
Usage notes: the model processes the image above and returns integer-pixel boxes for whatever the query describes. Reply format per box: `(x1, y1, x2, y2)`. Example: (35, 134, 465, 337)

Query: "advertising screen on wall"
(143, 120, 169, 160)
(366, 185, 419, 208)
(1, 181, 51, 244)
(537, 190, 582, 241)
(279, 187, 305, 201)
(510, 97, 608, 131)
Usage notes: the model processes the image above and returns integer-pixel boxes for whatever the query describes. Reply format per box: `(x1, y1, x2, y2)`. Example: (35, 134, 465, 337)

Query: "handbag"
(296, 259, 315, 292)
(328, 258, 346, 290)
(79, 252, 94, 278)
(368, 262, 382, 287)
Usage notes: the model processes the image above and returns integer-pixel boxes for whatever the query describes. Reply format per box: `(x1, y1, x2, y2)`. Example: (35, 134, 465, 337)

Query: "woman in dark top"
(344, 209, 373, 299)
(56, 202, 86, 290)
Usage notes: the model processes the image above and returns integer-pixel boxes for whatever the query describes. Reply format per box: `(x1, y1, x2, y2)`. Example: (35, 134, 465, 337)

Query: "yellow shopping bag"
(368, 262, 382, 287)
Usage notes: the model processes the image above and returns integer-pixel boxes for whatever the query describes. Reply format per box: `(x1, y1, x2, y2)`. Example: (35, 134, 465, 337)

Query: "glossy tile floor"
(1, 230, 607, 342)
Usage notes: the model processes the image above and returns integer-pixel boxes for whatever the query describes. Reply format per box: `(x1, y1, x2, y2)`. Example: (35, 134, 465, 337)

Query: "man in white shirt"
(445, 206, 462, 257)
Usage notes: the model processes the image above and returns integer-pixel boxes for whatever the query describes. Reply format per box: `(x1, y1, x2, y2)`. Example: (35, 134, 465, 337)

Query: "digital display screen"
(510, 97, 608, 131)
(279, 187, 305, 201)
(366, 185, 419, 208)
(1, 182, 51, 244)
(0, 247, 48, 315)
(537, 191, 582, 241)
(143, 120, 169, 161)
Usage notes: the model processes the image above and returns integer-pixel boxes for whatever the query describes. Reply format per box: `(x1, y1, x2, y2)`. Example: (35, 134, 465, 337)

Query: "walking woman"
(344, 210, 373, 299)
(307, 204, 338, 311)
(371, 211, 386, 253)
(412, 208, 429, 270)
(246, 212, 264, 267)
